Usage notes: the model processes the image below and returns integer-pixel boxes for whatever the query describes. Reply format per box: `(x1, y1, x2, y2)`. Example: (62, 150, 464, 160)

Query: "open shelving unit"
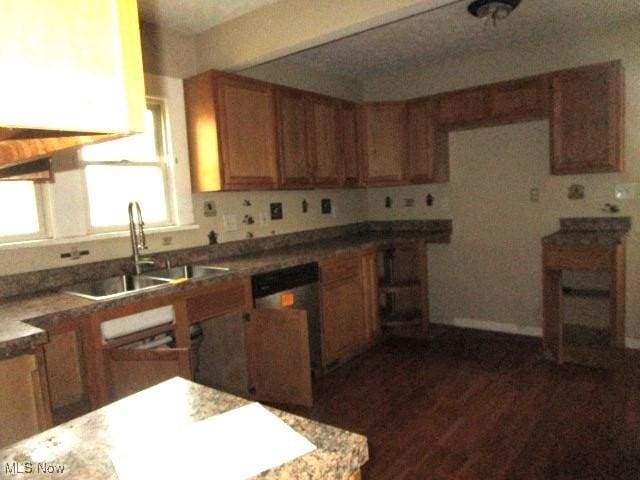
(377, 240, 429, 335)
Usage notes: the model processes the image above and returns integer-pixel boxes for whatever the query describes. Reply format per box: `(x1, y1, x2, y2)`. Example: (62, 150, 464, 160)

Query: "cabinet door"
(0, 352, 52, 448)
(310, 96, 341, 187)
(437, 88, 490, 128)
(339, 101, 360, 186)
(245, 308, 313, 407)
(216, 76, 280, 189)
(359, 103, 407, 186)
(106, 348, 191, 402)
(407, 99, 448, 184)
(489, 76, 549, 122)
(550, 61, 623, 174)
(321, 255, 368, 365)
(276, 88, 314, 189)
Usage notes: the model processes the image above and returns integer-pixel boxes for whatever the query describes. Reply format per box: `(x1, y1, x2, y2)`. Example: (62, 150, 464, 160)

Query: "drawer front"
(186, 278, 251, 324)
(543, 245, 614, 271)
(320, 253, 362, 285)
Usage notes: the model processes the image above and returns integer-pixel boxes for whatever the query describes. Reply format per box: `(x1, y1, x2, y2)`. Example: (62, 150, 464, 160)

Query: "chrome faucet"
(128, 201, 154, 275)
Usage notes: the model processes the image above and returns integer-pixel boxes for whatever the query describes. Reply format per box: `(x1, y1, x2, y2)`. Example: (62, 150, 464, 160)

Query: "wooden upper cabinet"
(339, 102, 361, 186)
(406, 99, 449, 184)
(437, 87, 489, 128)
(184, 72, 279, 192)
(0, 0, 145, 168)
(275, 87, 314, 189)
(488, 76, 550, 122)
(309, 95, 341, 187)
(359, 102, 407, 186)
(550, 61, 624, 175)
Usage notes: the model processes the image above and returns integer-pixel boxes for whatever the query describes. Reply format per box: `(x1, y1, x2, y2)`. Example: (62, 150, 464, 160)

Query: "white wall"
(365, 23, 640, 339)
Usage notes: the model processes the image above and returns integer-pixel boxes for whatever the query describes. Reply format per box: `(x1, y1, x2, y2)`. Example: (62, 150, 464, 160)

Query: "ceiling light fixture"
(467, 0, 521, 27)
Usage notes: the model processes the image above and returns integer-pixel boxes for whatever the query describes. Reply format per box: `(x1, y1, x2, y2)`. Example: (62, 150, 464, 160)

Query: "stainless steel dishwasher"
(251, 262, 322, 374)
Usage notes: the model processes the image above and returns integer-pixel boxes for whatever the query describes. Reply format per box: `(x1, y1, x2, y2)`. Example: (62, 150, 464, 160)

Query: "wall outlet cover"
(203, 200, 216, 217)
(404, 198, 415, 207)
(270, 202, 283, 220)
(321, 198, 332, 214)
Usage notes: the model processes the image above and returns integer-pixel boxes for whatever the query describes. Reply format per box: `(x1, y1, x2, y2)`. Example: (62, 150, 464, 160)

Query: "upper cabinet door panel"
(310, 96, 341, 187)
(359, 103, 407, 185)
(217, 76, 280, 189)
(437, 88, 490, 128)
(339, 102, 360, 186)
(276, 88, 313, 189)
(489, 76, 550, 122)
(406, 99, 448, 184)
(550, 61, 623, 174)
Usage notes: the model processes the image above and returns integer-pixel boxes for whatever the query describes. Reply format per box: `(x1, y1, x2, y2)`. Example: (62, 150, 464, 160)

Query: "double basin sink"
(64, 265, 230, 301)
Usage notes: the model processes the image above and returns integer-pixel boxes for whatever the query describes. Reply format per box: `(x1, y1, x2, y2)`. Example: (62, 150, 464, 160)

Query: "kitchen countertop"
(0, 228, 451, 358)
(0, 377, 368, 479)
(542, 216, 631, 247)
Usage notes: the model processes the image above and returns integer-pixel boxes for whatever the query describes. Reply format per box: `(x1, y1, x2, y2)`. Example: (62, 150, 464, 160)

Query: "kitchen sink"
(63, 274, 171, 301)
(143, 264, 230, 282)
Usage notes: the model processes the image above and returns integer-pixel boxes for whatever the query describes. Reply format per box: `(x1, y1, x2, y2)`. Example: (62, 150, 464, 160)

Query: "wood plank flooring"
(282, 327, 640, 480)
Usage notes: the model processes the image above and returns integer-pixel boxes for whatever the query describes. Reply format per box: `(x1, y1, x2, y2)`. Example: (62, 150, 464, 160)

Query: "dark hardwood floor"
(283, 327, 640, 480)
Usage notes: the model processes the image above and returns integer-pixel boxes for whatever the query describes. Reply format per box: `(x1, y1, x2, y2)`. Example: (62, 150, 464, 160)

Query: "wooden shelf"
(380, 310, 423, 328)
(378, 280, 420, 293)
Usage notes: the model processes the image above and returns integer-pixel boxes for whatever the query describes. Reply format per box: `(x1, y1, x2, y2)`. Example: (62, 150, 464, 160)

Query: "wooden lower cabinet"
(320, 253, 369, 366)
(106, 347, 191, 401)
(0, 350, 52, 448)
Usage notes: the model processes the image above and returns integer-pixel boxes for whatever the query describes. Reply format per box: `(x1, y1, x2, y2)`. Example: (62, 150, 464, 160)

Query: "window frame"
(80, 97, 176, 234)
(0, 180, 49, 243)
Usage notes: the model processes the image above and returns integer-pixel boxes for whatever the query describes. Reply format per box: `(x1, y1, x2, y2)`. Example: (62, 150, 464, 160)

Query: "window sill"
(0, 224, 200, 251)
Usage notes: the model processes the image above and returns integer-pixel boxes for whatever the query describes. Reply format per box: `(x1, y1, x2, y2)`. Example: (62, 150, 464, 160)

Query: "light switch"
(615, 183, 637, 200)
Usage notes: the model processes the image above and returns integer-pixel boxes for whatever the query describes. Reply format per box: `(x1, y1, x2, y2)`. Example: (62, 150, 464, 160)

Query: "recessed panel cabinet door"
(310, 96, 341, 187)
(216, 76, 280, 189)
(359, 103, 407, 186)
(339, 102, 360, 186)
(276, 88, 314, 189)
(407, 99, 448, 184)
(106, 348, 191, 402)
(245, 308, 313, 407)
(550, 61, 623, 174)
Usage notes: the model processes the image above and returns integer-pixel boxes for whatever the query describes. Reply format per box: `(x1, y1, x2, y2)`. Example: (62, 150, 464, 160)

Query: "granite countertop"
(0, 226, 451, 358)
(0, 377, 369, 479)
(542, 216, 631, 247)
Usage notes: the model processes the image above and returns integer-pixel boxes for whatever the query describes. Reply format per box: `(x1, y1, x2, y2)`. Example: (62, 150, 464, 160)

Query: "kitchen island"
(0, 377, 368, 479)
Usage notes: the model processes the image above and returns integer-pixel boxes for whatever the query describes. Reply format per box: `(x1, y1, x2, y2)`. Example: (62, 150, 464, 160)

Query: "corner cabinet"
(358, 102, 408, 186)
(339, 101, 361, 186)
(184, 72, 279, 192)
(309, 95, 342, 188)
(550, 61, 624, 174)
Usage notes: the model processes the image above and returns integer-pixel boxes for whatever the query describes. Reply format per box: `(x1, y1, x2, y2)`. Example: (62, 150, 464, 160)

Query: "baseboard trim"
(431, 317, 640, 350)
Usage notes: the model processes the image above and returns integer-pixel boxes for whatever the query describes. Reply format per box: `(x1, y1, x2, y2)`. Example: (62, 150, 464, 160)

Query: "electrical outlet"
(529, 188, 540, 203)
(223, 214, 238, 231)
(203, 200, 216, 217)
(270, 202, 283, 220)
(321, 198, 332, 214)
(404, 198, 415, 207)
(162, 236, 172, 246)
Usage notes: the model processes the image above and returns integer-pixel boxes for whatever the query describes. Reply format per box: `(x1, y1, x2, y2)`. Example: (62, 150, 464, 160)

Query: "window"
(0, 181, 46, 241)
(81, 100, 173, 231)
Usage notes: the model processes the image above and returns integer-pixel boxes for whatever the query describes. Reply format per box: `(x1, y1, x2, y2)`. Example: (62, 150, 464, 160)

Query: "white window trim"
(81, 97, 177, 234)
